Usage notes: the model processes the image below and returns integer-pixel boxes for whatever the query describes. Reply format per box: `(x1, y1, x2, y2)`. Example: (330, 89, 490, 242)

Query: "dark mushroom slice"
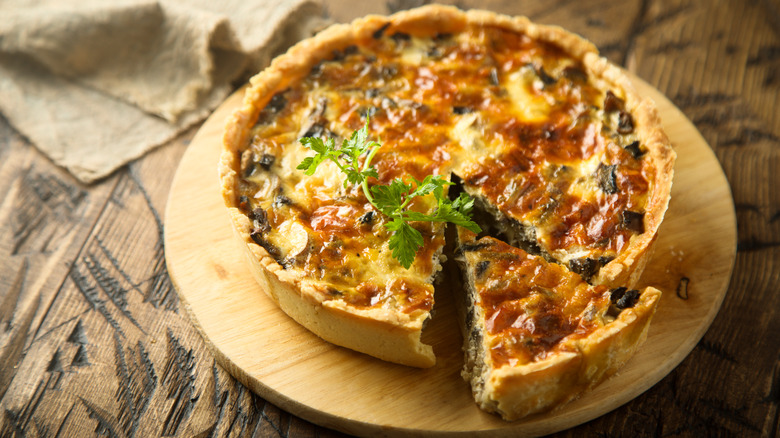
(427, 46, 443, 58)
(614, 288, 640, 309)
(299, 97, 331, 139)
(621, 210, 645, 233)
(302, 123, 329, 139)
(568, 257, 600, 282)
(259, 153, 276, 170)
(617, 111, 635, 134)
(242, 160, 259, 179)
(309, 60, 324, 77)
(251, 207, 271, 233)
(343, 45, 358, 56)
(358, 211, 374, 225)
(562, 65, 588, 82)
(265, 92, 288, 112)
(326, 287, 344, 298)
(568, 256, 614, 283)
(603, 90, 624, 113)
(273, 195, 293, 207)
(536, 66, 557, 86)
(539, 197, 559, 221)
(489, 67, 500, 86)
(372, 22, 391, 39)
(596, 163, 618, 194)
(255, 89, 289, 126)
(238, 195, 251, 212)
(453, 106, 475, 115)
(457, 241, 493, 254)
(240, 149, 255, 177)
(475, 260, 491, 278)
(250, 229, 283, 262)
(606, 287, 641, 317)
(390, 32, 411, 42)
(624, 140, 645, 159)
(609, 287, 641, 313)
(330, 45, 358, 61)
(380, 64, 399, 80)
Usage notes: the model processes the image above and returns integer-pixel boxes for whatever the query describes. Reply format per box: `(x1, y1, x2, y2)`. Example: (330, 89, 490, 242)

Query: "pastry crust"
(219, 4, 675, 415)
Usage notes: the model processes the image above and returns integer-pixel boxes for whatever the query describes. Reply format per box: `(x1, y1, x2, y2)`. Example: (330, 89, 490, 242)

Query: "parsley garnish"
(297, 119, 481, 268)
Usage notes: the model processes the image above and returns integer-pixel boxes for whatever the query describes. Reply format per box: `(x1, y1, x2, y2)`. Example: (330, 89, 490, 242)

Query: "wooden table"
(1, 0, 777, 436)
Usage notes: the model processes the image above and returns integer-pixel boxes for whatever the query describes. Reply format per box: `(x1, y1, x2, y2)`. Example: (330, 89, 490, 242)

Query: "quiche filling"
(235, 24, 653, 310)
(459, 234, 612, 367)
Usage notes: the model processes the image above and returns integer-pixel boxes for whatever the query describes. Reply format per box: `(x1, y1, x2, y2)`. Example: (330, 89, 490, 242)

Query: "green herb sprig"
(297, 120, 481, 268)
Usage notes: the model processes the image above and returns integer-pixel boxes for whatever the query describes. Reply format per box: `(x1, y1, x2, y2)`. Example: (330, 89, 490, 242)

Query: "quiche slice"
(219, 4, 675, 415)
(456, 229, 661, 420)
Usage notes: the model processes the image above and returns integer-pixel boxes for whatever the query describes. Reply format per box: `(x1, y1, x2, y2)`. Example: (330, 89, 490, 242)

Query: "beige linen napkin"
(0, 0, 324, 183)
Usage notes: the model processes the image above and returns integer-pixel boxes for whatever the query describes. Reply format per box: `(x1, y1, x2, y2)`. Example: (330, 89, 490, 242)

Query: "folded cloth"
(0, 0, 325, 183)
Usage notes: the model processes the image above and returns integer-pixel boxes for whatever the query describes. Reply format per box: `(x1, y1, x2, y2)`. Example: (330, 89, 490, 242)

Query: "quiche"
(219, 4, 675, 418)
(457, 228, 662, 420)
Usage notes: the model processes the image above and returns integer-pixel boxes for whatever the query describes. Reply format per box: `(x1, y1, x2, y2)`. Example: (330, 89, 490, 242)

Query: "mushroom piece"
(596, 163, 618, 194)
(279, 220, 311, 259)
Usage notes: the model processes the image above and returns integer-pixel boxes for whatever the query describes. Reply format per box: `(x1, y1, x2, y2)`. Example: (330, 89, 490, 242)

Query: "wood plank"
(0, 125, 308, 437)
(0, 117, 120, 415)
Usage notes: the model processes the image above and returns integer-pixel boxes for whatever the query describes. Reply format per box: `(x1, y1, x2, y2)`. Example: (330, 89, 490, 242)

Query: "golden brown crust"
(576, 48, 676, 288)
(480, 289, 661, 421)
(219, 3, 675, 411)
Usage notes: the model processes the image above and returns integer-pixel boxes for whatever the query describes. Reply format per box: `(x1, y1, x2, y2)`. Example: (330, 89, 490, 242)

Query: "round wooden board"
(164, 77, 736, 437)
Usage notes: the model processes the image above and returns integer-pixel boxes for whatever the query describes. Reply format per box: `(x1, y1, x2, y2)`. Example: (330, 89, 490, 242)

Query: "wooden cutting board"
(164, 77, 737, 437)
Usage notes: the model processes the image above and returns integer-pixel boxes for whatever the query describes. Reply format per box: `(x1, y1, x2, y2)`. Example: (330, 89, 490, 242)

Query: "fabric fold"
(0, 0, 325, 183)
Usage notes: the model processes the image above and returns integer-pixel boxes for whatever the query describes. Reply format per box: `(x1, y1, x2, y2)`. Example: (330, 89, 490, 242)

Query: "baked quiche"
(219, 4, 675, 417)
(457, 228, 661, 420)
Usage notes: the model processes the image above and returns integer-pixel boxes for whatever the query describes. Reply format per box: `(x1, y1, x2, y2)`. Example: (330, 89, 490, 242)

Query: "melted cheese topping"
(459, 233, 613, 367)
(504, 67, 553, 122)
(235, 24, 653, 314)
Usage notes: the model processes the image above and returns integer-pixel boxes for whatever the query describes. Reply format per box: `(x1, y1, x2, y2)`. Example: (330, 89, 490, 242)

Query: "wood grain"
(164, 74, 737, 436)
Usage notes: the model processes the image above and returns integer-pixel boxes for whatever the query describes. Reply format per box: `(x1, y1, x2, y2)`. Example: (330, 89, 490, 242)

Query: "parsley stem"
(363, 142, 381, 169)
(329, 157, 350, 176)
(360, 143, 380, 206)
(398, 194, 413, 213)
(361, 179, 375, 205)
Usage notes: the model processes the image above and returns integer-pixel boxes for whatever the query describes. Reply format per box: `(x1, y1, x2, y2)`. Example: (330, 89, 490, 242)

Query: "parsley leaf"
(386, 219, 423, 269)
(299, 118, 481, 268)
(297, 121, 380, 188)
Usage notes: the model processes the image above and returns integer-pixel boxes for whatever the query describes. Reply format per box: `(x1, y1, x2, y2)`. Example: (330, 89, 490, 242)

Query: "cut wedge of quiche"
(456, 228, 661, 420)
(219, 4, 675, 419)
